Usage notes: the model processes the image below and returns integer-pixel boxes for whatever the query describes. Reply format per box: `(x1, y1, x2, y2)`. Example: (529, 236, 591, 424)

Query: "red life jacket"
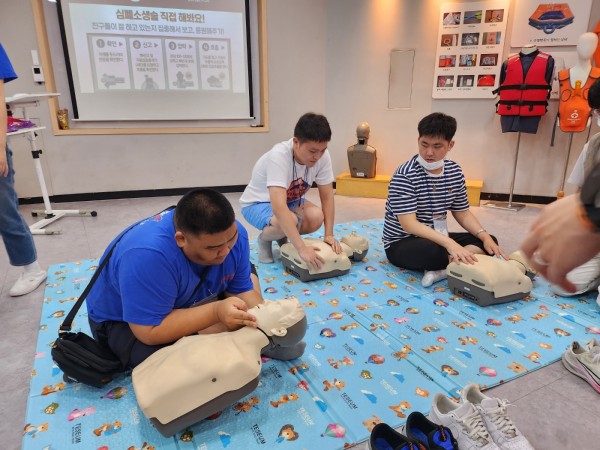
(558, 68, 600, 132)
(495, 52, 551, 116)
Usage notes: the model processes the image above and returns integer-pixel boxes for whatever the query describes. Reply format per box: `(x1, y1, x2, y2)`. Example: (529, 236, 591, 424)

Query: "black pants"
(89, 263, 259, 368)
(89, 318, 167, 369)
(385, 232, 498, 271)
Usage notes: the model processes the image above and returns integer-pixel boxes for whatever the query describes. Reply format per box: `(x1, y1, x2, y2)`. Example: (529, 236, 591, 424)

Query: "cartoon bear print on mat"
(93, 420, 122, 436)
(234, 396, 260, 414)
(270, 393, 299, 408)
(23, 423, 48, 438)
(362, 414, 383, 431)
(323, 378, 346, 391)
(389, 401, 411, 418)
(276, 424, 299, 443)
(508, 361, 528, 374)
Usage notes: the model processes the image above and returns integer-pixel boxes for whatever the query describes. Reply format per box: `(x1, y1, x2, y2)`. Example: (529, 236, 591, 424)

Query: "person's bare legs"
(290, 200, 323, 234)
(258, 201, 324, 263)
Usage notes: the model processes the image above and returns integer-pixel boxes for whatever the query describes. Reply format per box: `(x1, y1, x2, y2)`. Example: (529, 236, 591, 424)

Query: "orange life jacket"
(528, 3, 574, 35)
(495, 52, 551, 116)
(558, 67, 600, 132)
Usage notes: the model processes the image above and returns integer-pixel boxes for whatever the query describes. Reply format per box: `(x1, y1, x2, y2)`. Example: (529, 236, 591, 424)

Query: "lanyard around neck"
(187, 265, 212, 304)
(424, 168, 447, 218)
(292, 152, 309, 200)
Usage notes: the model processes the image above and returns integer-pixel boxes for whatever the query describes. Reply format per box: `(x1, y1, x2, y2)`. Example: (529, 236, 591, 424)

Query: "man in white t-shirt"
(240, 113, 342, 269)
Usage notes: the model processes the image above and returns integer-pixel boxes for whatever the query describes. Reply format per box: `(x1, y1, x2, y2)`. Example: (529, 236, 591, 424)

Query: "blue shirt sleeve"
(0, 43, 17, 83)
(223, 223, 254, 295)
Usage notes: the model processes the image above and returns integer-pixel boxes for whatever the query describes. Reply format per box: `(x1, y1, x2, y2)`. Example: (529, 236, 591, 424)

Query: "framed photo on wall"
(510, 0, 593, 47)
(433, 0, 509, 99)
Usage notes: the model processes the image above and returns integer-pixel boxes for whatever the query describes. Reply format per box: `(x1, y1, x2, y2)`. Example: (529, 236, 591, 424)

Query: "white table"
(6, 93, 97, 235)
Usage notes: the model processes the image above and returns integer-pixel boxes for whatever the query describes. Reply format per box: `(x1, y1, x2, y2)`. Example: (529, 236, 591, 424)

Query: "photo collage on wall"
(433, 0, 510, 99)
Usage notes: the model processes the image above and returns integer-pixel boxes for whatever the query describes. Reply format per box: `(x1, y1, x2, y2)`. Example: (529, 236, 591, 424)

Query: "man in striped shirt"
(383, 112, 507, 287)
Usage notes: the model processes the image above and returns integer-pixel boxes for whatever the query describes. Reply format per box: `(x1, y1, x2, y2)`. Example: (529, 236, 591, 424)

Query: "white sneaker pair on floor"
(429, 384, 534, 450)
(9, 270, 47, 297)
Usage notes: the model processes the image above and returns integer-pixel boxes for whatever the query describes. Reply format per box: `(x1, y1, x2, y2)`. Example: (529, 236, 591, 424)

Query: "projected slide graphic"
(130, 37, 166, 90)
(200, 39, 231, 90)
(90, 36, 131, 90)
(60, 1, 252, 120)
(88, 35, 233, 92)
(166, 39, 198, 89)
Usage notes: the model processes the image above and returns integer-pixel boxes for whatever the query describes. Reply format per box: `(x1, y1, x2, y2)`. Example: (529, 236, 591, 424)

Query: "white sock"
(422, 269, 447, 287)
(258, 234, 274, 263)
(24, 261, 42, 274)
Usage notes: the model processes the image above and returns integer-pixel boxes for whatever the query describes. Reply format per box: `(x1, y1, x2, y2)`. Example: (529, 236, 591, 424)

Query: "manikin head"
(292, 113, 332, 168)
(250, 299, 307, 346)
(356, 122, 370, 145)
(577, 32, 599, 61)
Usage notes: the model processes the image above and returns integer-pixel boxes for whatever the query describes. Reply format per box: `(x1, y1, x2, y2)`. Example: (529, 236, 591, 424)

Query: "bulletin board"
(432, 0, 509, 99)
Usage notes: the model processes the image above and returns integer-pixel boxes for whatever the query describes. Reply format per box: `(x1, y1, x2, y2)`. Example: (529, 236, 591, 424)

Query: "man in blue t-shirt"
(87, 188, 264, 368)
(383, 112, 507, 287)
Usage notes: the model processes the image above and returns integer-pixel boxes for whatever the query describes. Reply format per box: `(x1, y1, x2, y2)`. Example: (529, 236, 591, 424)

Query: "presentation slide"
(57, 0, 252, 121)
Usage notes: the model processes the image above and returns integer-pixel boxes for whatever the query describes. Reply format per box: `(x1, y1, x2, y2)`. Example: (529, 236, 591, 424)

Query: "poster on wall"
(510, 1, 593, 47)
(432, 0, 509, 99)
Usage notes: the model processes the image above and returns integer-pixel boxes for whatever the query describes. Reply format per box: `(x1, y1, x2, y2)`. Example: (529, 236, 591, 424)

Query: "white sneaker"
(562, 339, 600, 393)
(422, 269, 447, 287)
(9, 270, 47, 297)
(429, 393, 500, 450)
(462, 383, 534, 450)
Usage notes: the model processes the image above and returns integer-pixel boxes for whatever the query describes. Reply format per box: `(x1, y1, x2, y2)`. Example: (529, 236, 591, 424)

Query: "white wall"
(325, 0, 600, 198)
(2, 0, 600, 199)
(3, 0, 328, 198)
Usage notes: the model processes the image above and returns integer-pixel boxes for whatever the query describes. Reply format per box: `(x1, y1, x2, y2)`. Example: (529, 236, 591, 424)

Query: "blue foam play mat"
(24, 219, 600, 449)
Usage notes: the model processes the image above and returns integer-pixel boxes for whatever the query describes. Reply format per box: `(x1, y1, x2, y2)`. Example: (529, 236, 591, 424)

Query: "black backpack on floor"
(51, 330, 124, 388)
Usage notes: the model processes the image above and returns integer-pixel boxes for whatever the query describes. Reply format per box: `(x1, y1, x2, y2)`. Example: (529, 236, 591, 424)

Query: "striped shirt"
(383, 155, 470, 248)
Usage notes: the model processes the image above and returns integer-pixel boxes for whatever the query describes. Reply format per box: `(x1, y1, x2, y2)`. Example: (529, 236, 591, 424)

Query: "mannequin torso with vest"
(558, 32, 600, 133)
(496, 45, 554, 133)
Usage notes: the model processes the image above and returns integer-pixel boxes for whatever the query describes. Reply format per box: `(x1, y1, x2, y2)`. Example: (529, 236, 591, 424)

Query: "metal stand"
(484, 131, 526, 212)
(6, 93, 97, 235)
(556, 132, 574, 198)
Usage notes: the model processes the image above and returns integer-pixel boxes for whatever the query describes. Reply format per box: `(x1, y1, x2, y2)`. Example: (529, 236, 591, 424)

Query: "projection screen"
(56, 0, 253, 121)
